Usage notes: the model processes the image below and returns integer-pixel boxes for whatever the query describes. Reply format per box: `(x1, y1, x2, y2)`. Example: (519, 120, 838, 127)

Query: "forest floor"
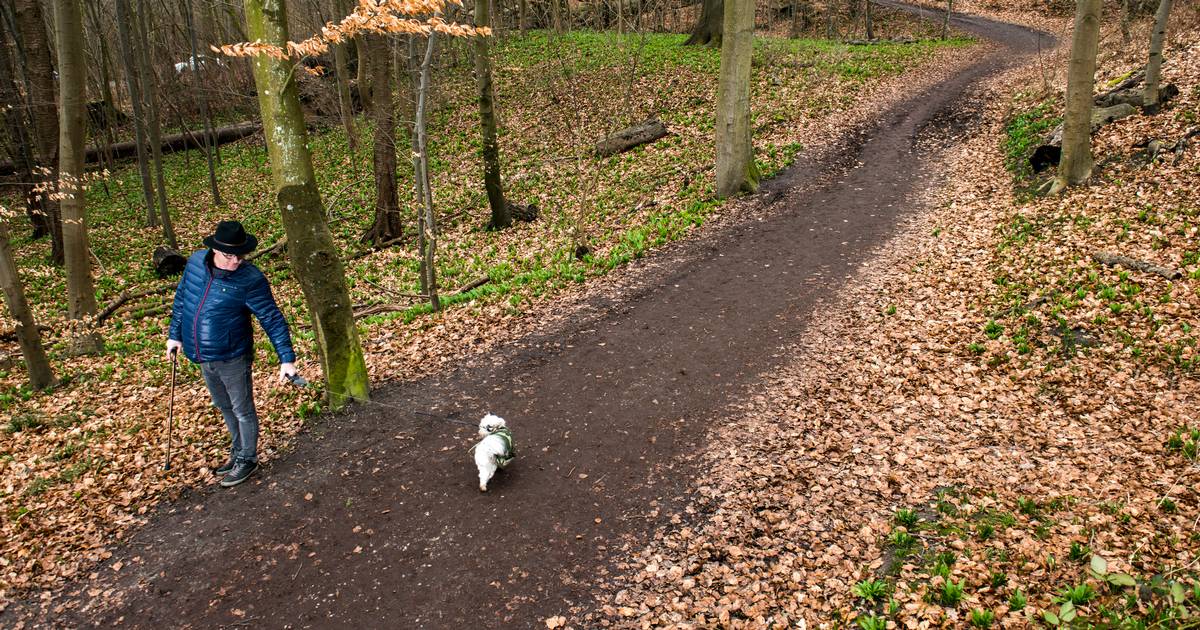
(0, 1, 973, 608)
(3, 2, 1199, 630)
(0, 4, 1074, 628)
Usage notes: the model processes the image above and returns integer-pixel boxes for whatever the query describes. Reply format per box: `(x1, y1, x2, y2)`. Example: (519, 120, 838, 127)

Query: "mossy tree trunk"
(1143, 0, 1173, 114)
(1051, 0, 1102, 194)
(714, 0, 759, 198)
(53, 0, 103, 355)
(0, 219, 55, 389)
(474, 0, 511, 230)
(243, 0, 369, 408)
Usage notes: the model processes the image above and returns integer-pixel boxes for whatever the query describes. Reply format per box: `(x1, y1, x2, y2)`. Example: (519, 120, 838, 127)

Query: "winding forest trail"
(13, 7, 1051, 629)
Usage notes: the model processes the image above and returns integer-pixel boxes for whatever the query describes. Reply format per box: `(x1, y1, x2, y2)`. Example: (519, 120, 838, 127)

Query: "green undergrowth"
(1002, 95, 1061, 185)
(852, 488, 1200, 628)
(3, 29, 973, 405)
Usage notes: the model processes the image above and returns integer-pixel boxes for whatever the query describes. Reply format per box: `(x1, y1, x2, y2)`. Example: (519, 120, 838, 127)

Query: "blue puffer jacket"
(168, 250, 295, 364)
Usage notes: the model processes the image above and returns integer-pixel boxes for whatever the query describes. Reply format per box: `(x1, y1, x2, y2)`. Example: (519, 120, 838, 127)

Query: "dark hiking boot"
(219, 460, 258, 487)
(214, 458, 235, 476)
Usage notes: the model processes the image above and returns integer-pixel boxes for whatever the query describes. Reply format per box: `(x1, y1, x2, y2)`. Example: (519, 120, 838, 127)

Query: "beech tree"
(184, 0, 224, 205)
(14, 0, 63, 263)
(136, 0, 177, 249)
(1143, 0, 1174, 114)
(240, 0, 369, 407)
(714, 0, 758, 197)
(362, 31, 402, 244)
(53, 0, 103, 355)
(115, 0, 158, 227)
(1051, 0, 1102, 194)
(685, 0, 722, 46)
(473, 0, 511, 230)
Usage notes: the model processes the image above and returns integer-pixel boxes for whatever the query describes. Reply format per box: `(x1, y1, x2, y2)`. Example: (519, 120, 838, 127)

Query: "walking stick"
(164, 349, 177, 471)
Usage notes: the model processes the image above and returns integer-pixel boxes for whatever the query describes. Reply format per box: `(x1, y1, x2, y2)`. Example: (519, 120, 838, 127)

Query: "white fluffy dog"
(473, 413, 515, 492)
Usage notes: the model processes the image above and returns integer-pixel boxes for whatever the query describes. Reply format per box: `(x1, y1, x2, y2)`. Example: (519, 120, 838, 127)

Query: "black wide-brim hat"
(203, 220, 258, 255)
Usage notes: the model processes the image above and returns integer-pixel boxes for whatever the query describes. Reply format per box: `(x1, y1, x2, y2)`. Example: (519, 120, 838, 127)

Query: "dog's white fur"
(474, 413, 513, 492)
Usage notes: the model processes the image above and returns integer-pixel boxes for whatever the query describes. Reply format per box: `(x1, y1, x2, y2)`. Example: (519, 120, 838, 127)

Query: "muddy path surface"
(7, 8, 1050, 629)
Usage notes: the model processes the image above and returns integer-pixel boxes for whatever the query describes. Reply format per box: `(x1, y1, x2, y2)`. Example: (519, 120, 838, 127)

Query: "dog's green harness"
(490, 427, 515, 467)
(472, 427, 515, 467)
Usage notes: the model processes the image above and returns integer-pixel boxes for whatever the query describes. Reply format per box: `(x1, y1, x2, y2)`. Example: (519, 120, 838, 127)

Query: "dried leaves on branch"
(211, 0, 491, 62)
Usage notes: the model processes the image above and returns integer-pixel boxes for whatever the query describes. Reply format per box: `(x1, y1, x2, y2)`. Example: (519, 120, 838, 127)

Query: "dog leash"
(285, 373, 478, 428)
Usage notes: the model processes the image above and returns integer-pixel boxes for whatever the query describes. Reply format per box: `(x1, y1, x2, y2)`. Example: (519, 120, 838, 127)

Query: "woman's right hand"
(166, 339, 182, 360)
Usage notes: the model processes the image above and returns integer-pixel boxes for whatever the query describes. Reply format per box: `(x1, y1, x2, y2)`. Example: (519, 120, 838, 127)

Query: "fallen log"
(0, 122, 262, 176)
(595, 119, 669, 158)
(0, 324, 51, 342)
(1096, 84, 1178, 109)
(1092, 251, 1181, 280)
(96, 284, 178, 325)
(248, 237, 287, 262)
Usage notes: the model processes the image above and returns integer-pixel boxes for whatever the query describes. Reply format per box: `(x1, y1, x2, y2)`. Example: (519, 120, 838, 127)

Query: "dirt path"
(8, 9, 1049, 629)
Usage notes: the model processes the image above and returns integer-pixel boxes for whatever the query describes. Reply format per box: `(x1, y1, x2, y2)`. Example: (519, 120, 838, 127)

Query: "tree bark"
(53, 0, 103, 355)
(0, 22, 42, 239)
(84, 0, 119, 173)
(941, 0, 953, 39)
(184, 0, 224, 205)
(115, 0, 158, 228)
(686, 0, 723, 46)
(715, 0, 758, 198)
(362, 33, 402, 244)
(243, 0, 368, 408)
(14, 0, 63, 263)
(1051, 0, 1102, 194)
(136, 0, 177, 248)
(474, 0, 511, 230)
(414, 34, 441, 312)
(1142, 0, 1173, 114)
(864, 0, 873, 40)
(0, 219, 55, 389)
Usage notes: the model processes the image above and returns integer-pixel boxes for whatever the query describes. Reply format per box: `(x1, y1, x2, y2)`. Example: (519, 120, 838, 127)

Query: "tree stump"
(153, 246, 187, 277)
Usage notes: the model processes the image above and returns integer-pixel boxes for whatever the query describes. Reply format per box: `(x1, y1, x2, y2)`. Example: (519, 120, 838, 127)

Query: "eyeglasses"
(216, 251, 245, 261)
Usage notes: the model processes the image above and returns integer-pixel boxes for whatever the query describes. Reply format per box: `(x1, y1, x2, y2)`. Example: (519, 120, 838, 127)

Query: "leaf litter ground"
(592, 5, 1200, 629)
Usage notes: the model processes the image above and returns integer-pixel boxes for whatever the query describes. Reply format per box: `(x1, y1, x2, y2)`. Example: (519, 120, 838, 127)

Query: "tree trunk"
(362, 33, 402, 244)
(790, 0, 801, 38)
(84, 0, 119, 173)
(115, 0, 158, 228)
(474, 0, 511, 230)
(1120, 0, 1132, 45)
(14, 0, 63, 263)
(414, 34, 441, 312)
(685, 0, 723, 46)
(519, 0, 528, 33)
(53, 0, 103, 355)
(0, 219, 55, 389)
(331, 0, 358, 153)
(825, 1, 835, 39)
(407, 35, 428, 296)
(184, 0, 223, 205)
(865, 0, 873, 40)
(1051, 0, 1102, 194)
(243, 0, 368, 408)
(1143, 0, 1173, 114)
(137, 0, 177, 249)
(941, 0, 953, 39)
(0, 23, 42, 239)
(357, 32, 373, 115)
(551, 0, 561, 33)
(715, 0, 758, 198)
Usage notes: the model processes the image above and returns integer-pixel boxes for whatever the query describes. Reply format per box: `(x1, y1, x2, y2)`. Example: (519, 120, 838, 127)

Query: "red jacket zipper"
(193, 273, 214, 362)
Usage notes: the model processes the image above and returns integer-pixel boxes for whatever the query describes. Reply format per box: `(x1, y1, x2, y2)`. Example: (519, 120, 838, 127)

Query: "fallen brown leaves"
(589, 7, 1200, 630)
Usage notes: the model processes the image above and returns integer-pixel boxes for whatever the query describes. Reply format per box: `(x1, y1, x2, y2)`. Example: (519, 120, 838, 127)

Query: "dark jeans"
(201, 353, 258, 464)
